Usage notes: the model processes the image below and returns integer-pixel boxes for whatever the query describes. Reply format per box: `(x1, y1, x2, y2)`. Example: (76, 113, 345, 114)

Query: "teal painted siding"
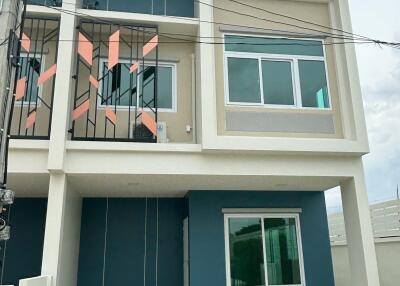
(0, 198, 47, 285)
(187, 191, 335, 286)
(77, 198, 186, 286)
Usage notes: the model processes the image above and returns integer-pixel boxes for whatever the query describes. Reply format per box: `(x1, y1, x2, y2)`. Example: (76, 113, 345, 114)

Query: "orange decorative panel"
(21, 33, 31, 52)
(15, 77, 27, 100)
(37, 64, 57, 86)
(129, 62, 139, 73)
(143, 35, 158, 57)
(25, 111, 37, 129)
(89, 75, 99, 89)
(108, 30, 120, 70)
(72, 99, 90, 121)
(105, 107, 117, 125)
(78, 32, 93, 66)
(141, 111, 157, 136)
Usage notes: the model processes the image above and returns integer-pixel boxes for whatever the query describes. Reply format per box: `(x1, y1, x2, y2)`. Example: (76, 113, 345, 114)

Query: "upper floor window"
(99, 59, 176, 112)
(16, 54, 44, 105)
(26, 0, 62, 7)
(224, 35, 330, 109)
(225, 213, 305, 286)
(82, 0, 194, 18)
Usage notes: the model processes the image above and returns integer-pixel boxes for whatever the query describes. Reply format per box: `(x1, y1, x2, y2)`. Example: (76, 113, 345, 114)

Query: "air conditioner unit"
(130, 121, 168, 143)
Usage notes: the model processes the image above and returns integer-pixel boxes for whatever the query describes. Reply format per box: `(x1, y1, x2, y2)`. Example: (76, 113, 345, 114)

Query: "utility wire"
(43, 3, 400, 50)
(32, 4, 380, 49)
(45, 3, 372, 43)
(225, 0, 372, 41)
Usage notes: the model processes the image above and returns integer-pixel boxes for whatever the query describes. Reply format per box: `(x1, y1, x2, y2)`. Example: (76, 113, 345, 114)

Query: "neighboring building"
(329, 199, 400, 286)
(1, 0, 380, 286)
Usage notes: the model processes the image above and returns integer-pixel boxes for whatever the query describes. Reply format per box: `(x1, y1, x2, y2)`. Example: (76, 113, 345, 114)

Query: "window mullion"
(293, 59, 303, 108)
(261, 217, 270, 286)
(258, 58, 264, 105)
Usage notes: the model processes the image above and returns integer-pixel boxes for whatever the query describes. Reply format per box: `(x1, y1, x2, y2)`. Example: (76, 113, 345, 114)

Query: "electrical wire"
(41, 3, 400, 49)
(225, 0, 372, 41)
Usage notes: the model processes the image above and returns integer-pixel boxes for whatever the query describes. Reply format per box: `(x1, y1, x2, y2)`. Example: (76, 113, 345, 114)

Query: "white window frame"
(224, 213, 306, 286)
(223, 33, 332, 111)
(15, 53, 45, 107)
(98, 58, 177, 113)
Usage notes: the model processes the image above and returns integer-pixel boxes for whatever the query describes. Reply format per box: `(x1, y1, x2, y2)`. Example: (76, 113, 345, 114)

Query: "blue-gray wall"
(0, 198, 47, 285)
(187, 191, 335, 286)
(77, 198, 186, 286)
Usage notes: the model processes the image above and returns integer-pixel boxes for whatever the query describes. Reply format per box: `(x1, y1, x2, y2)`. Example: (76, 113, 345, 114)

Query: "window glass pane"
(142, 65, 173, 109)
(225, 35, 324, 57)
(101, 62, 137, 106)
(298, 60, 330, 108)
(264, 218, 301, 285)
(262, 60, 294, 105)
(109, 0, 152, 14)
(166, 0, 194, 17)
(227, 57, 261, 103)
(19, 56, 41, 103)
(228, 218, 265, 286)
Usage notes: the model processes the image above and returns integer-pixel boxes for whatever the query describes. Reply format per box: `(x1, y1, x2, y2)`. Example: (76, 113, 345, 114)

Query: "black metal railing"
(70, 21, 159, 142)
(10, 18, 60, 139)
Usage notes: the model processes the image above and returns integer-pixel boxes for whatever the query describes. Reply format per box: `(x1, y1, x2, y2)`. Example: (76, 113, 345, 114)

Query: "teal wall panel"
(187, 191, 335, 286)
(0, 198, 47, 285)
(77, 198, 186, 286)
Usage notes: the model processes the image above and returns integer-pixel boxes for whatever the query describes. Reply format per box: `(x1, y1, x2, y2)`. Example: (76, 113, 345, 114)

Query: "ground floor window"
(224, 213, 305, 286)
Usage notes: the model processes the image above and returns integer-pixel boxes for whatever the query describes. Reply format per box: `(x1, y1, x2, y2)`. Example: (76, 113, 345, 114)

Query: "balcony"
(10, 17, 60, 140)
(69, 21, 196, 143)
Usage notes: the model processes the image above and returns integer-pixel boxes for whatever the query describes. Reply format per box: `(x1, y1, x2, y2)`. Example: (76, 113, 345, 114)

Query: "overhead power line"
(40, 5, 387, 48)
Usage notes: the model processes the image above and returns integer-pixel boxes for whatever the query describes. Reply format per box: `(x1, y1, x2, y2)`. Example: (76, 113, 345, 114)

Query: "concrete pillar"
(340, 160, 380, 286)
(0, 0, 21, 185)
(41, 173, 82, 286)
(47, 0, 78, 171)
(197, 0, 216, 147)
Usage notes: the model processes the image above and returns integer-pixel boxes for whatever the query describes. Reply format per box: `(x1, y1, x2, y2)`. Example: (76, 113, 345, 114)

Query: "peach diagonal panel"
(141, 111, 157, 136)
(21, 33, 31, 52)
(15, 77, 27, 100)
(105, 107, 117, 125)
(25, 111, 37, 129)
(108, 30, 120, 70)
(37, 64, 57, 86)
(143, 35, 159, 57)
(78, 32, 93, 66)
(129, 62, 139, 73)
(72, 99, 90, 121)
(89, 75, 99, 89)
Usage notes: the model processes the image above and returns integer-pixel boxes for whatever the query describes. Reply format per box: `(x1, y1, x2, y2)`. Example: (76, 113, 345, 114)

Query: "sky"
(325, 0, 400, 214)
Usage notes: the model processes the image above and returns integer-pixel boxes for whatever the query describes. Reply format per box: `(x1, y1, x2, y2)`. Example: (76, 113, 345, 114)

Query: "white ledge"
(26, 4, 61, 17)
(66, 140, 202, 153)
(9, 139, 49, 150)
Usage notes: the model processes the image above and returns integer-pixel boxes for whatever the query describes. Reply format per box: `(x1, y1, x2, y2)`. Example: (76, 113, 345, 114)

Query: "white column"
(340, 161, 380, 286)
(197, 0, 217, 147)
(41, 173, 82, 286)
(47, 0, 78, 171)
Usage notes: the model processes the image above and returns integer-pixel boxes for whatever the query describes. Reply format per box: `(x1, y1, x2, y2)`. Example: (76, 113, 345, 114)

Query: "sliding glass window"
(225, 214, 305, 286)
(99, 59, 176, 111)
(224, 34, 331, 109)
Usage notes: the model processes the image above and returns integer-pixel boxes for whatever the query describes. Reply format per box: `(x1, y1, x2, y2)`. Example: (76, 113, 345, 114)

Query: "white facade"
(6, 0, 380, 285)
